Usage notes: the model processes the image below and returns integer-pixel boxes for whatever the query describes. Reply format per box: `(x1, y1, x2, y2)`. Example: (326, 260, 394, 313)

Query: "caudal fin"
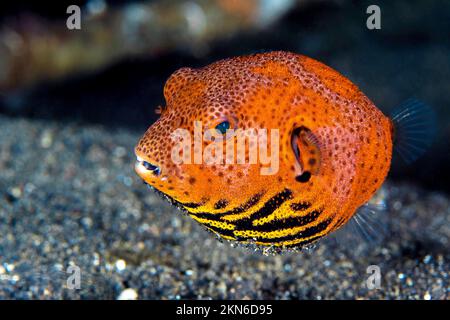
(390, 99, 437, 164)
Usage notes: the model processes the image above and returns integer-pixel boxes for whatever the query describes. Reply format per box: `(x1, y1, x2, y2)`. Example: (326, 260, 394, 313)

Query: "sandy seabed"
(0, 115, 448, 299)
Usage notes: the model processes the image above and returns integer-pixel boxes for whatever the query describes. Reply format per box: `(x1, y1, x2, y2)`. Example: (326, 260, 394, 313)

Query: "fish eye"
(215, 121, 230, 134)
(141, 160, 161, 176)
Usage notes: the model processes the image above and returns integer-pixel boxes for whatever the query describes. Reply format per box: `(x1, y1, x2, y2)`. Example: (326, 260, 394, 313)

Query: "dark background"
(1, 0, 449, 192)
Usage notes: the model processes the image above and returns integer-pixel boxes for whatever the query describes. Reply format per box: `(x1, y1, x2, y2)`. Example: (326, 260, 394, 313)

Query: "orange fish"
(134, 51, 434, 250)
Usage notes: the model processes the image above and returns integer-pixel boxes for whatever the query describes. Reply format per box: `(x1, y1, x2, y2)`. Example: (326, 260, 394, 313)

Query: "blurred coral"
(0, 0, 298, 92)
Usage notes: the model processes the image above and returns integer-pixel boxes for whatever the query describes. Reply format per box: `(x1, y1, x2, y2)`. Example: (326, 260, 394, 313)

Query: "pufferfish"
(134, 51, 434, 250)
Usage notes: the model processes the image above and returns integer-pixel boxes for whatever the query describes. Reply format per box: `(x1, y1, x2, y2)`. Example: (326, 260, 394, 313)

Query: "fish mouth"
(135, 156, 161, 177)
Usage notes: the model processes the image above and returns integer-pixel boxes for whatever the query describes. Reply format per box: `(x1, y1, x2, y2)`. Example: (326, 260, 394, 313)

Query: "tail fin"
(390, 99, 437, 164)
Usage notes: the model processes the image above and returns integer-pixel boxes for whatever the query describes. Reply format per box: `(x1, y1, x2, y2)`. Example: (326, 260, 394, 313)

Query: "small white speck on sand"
(117, 288, 138, 300)
(115, 259, 127, 271)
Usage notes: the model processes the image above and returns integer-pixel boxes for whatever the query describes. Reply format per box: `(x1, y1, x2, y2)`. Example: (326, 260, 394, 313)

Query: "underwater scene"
(0, 0, 449, 301)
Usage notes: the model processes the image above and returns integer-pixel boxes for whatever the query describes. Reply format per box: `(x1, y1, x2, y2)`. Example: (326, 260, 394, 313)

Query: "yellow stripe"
(221, 195, 271, 222)
(183, 205, 207, 214)
(211, 232, 235, 241)
(183, 202, 242, 215)
(232, 218, 327, 240)
(254, 231, 326, 247)
(251, 201, 323, 227)
(190, 215, 235, 230)
(183, 200, 236, 214)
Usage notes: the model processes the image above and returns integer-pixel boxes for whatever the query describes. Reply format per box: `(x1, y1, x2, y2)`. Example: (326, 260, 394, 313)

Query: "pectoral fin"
(291, 126, 322, 181)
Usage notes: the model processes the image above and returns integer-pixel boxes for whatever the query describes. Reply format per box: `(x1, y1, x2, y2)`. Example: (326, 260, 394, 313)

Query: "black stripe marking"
(192, 191, 265, 221)
(236, 218, 332, 244)
(214, 199, 229, 210)
(247, 209, 322, 232)
(290, 202, 311, 211)
(182, 201, 203, 209)
(235, 189, 293, 229)
(205, 225, 235, 238)
(148, 186, 204, 211)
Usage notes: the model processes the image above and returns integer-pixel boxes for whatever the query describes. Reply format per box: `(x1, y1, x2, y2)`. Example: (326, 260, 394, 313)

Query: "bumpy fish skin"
(135, 51, 393, 248)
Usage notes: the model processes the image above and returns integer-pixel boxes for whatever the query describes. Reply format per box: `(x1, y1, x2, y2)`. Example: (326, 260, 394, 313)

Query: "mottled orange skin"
(135, 51, 393, 247)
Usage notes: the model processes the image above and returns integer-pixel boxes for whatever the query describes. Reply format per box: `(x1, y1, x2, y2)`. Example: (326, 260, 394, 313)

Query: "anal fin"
(326, 188, 389, 253)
